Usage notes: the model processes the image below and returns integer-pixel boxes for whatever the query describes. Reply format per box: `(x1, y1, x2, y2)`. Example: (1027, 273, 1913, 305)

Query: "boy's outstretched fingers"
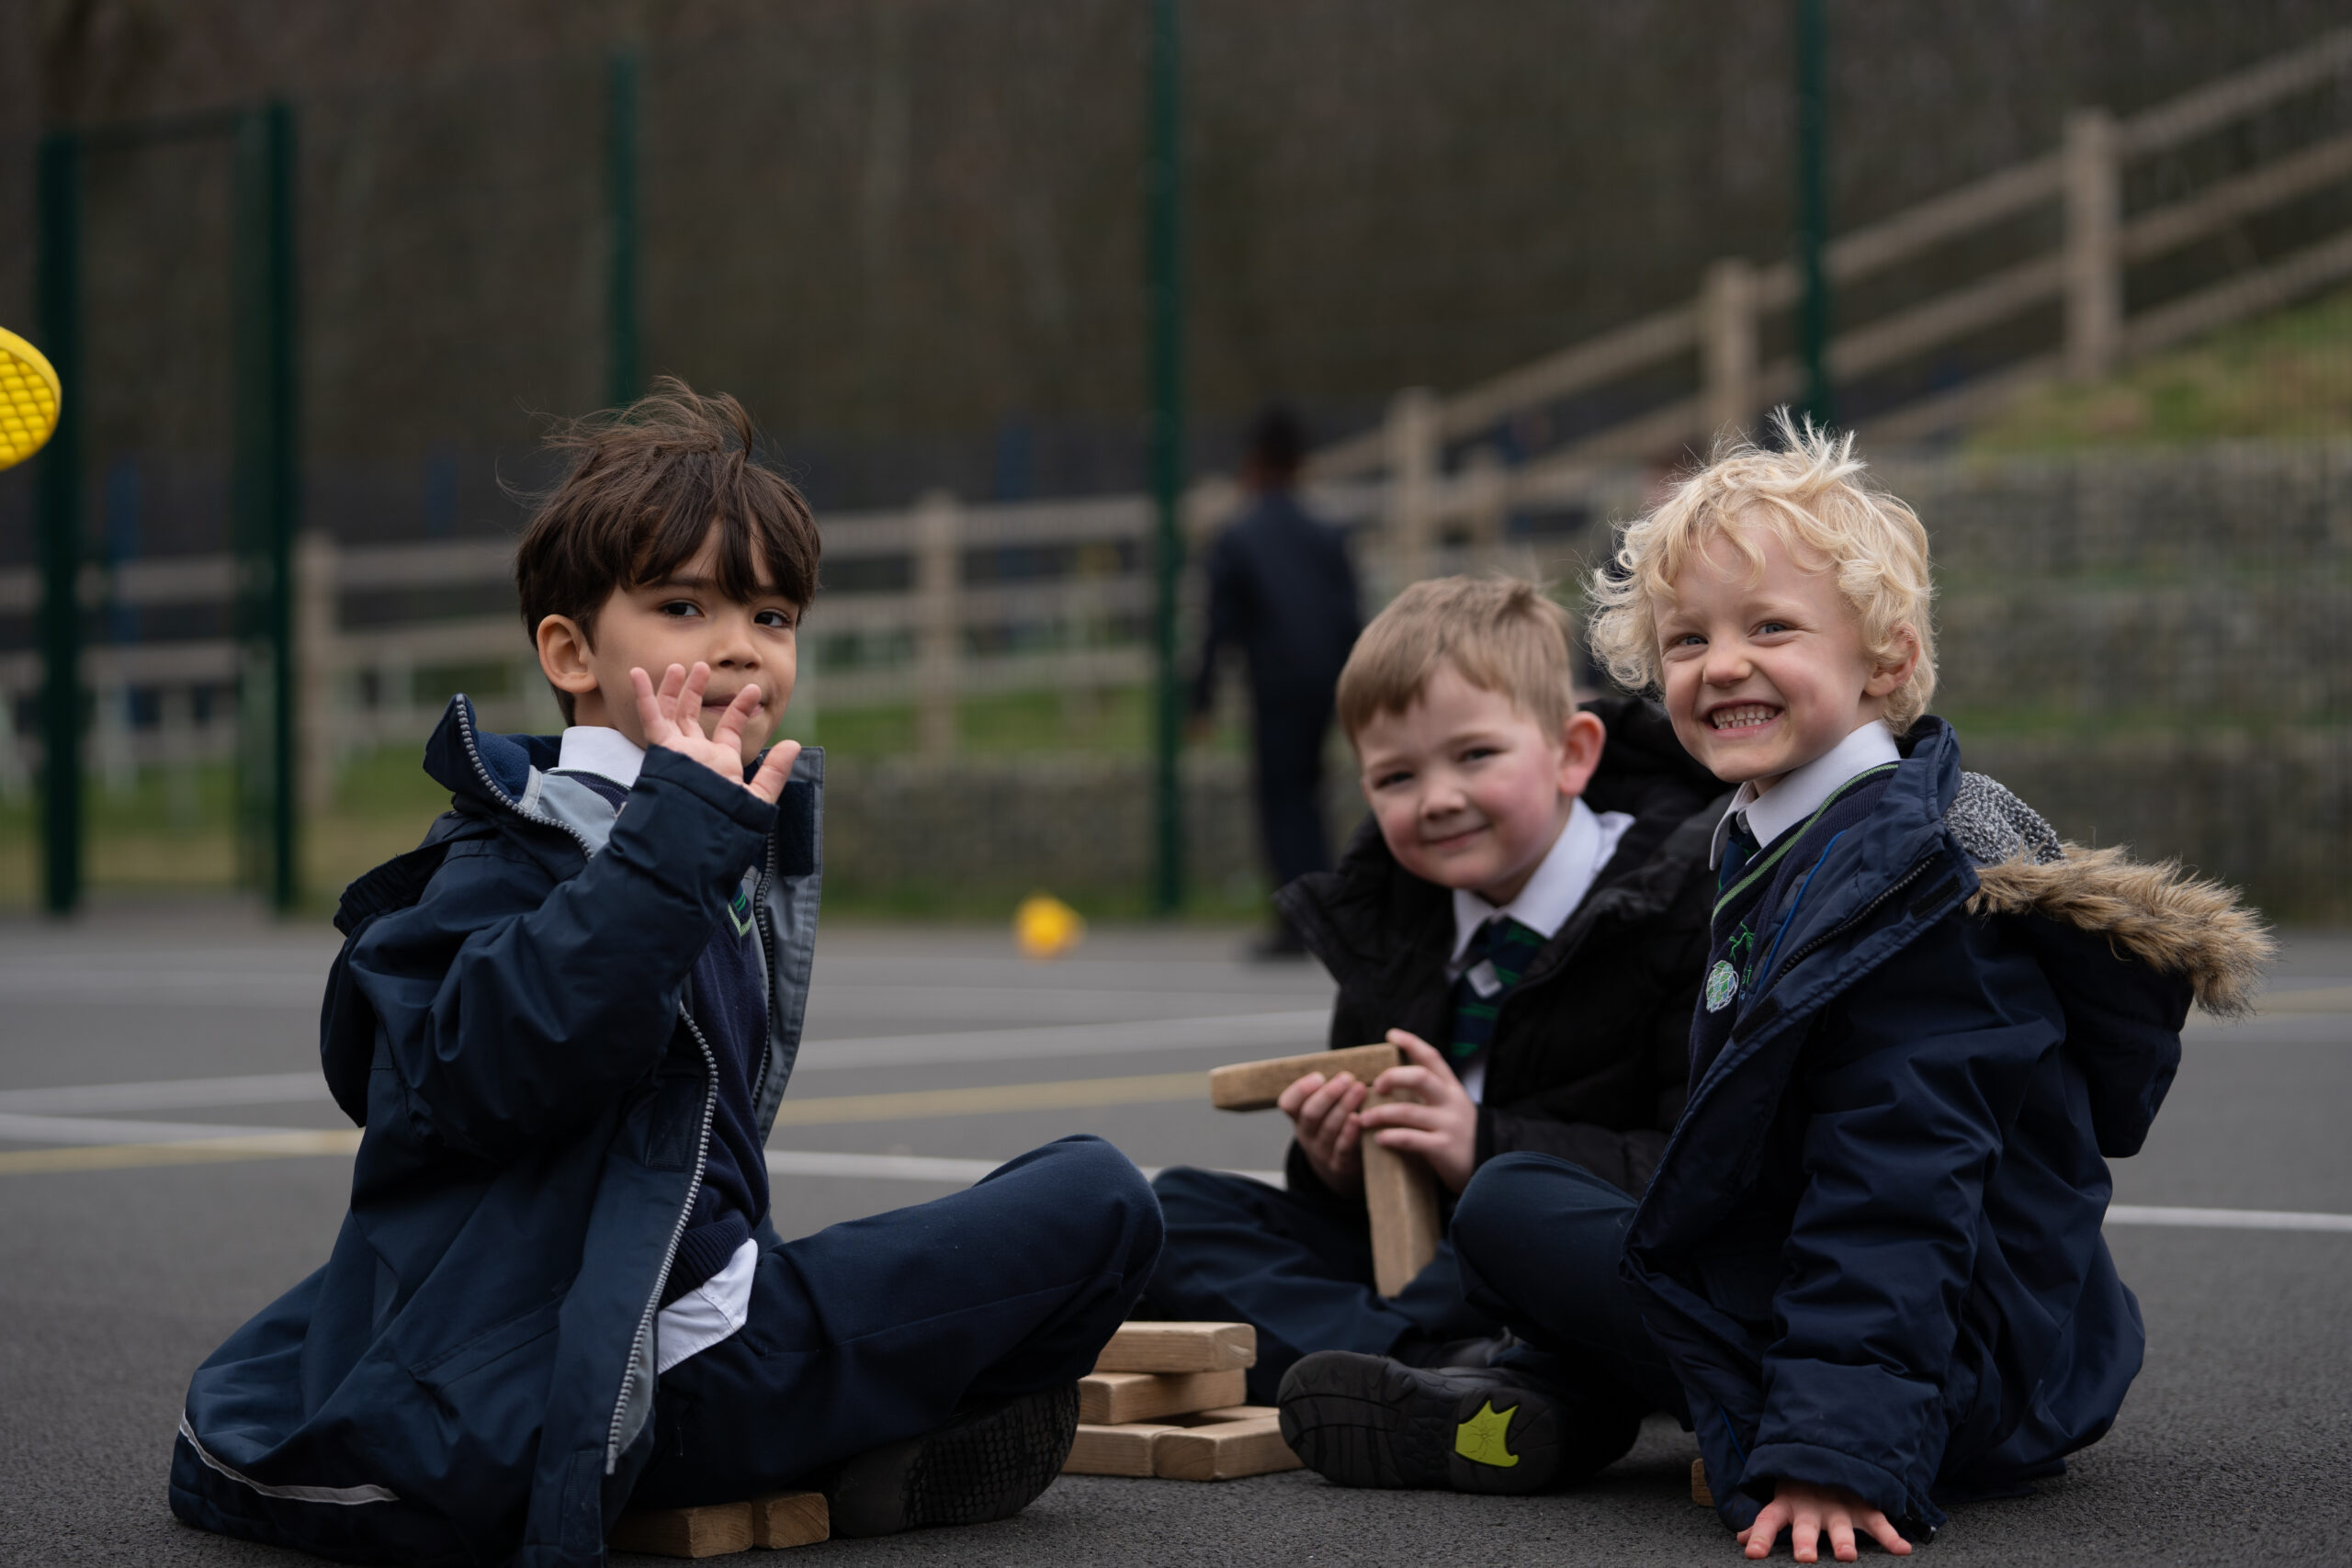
(1737, 1483, 1910, 1562)
(748, 737, 800, 804)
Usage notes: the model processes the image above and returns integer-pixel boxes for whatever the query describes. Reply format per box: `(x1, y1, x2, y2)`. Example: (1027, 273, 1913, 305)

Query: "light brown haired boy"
(1143, 575, 1726, 1410)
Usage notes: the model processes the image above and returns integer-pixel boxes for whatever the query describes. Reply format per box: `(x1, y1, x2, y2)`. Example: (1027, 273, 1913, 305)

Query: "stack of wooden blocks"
(608, 1490, 829, 1559)
(1064, 1321, 1300, 1483)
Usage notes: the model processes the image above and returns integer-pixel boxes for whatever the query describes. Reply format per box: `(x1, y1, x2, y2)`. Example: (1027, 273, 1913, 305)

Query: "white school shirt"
(1442, 797, 1635, 1103)
(554, 726, 759, 1373)
(1706, 719, 1903, 870)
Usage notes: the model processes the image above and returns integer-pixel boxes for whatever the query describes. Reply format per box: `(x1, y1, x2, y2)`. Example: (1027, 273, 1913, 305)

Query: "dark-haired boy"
(170, 383, 1163, 1568)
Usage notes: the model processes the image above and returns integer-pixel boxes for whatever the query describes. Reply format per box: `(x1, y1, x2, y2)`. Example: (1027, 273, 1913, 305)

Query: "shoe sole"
(831, 1383, 1080, 1537)
(1277, 1351, 1563, 1495)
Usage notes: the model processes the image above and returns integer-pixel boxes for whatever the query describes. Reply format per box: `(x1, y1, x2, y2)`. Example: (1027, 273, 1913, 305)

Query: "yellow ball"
(1013, 893, 1086, 960)
(0, 326, 61, 471)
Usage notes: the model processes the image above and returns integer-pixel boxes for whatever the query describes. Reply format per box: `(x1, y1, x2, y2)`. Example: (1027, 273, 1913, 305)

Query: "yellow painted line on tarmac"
(766, 1072, 1205, 1126)
(0, 1071, 1211, 1174)
(0, 1128, 363, 1176)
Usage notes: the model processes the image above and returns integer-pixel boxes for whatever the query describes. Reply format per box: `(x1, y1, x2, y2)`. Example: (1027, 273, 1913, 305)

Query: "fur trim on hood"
(1968, 845, 2274, 1018)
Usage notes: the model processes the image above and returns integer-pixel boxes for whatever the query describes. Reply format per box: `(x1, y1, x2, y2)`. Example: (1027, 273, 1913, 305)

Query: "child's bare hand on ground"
(1737, 1481, 1911, 1562)
(1361, 1030, 1478, 1193)
(1279, 1069, 1369, 1196)
(631, 662, 800, 804)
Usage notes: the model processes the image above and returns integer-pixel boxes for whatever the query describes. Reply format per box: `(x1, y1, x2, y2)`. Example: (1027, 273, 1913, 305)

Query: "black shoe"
(1392, 1331, 1514, 1371)
(1277, 1351, 1566, 1494)
(826, 1383, 1080, 1537)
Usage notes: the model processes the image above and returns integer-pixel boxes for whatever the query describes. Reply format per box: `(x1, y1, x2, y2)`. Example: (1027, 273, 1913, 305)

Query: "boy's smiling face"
(1655, 514, 1913, 794)
(536, 523, 801, 767)
(1353, 661, 1604, 907)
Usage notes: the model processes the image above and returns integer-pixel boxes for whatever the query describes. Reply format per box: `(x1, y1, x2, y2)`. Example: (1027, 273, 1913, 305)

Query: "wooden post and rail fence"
(3, 28, 2349, 829)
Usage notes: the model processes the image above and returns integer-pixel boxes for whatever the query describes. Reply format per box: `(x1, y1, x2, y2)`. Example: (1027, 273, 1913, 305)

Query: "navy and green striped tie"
(1449, 916, 1546, 1062)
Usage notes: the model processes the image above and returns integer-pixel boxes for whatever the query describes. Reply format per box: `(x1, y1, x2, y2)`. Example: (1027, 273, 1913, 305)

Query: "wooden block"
(1152, 1416, 1303, 1482)
(1208, 1044, 1401, 1111)
(1362, 1086, 1442, 1296)
(1690, 1458, 1713, 1506)
(609, 1501, 754, 1558)
(1064, 1422, 1185, 1476)
(1188, 1404, 1277, 1424)
(1094, 1321, 1256, 1374)
(1078, 1368, 1249, 1426)
(749, 1492, 829, 1549)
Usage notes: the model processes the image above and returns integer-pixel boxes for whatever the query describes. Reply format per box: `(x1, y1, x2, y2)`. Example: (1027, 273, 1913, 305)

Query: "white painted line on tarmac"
(0, 1074, 335, 1116)
(0, 1111, 315, 1145)
(0, 1010, 1330, 1119)
(2105, 1204, 2352, 1233)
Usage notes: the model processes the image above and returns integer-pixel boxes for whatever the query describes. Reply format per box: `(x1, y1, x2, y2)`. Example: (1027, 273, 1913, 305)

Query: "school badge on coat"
(1704, 959, 1740, 1013)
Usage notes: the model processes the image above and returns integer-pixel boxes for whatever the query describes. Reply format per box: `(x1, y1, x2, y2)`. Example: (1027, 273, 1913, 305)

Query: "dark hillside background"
(1, 0, 2346, 514)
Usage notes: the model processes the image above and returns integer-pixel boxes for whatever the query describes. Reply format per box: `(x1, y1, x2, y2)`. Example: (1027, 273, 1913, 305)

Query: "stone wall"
(821, 446, 2352, 923)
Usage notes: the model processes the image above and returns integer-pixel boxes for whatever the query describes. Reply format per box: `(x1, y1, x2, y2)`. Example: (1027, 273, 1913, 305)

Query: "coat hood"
(1968, 847, 2271, 1017)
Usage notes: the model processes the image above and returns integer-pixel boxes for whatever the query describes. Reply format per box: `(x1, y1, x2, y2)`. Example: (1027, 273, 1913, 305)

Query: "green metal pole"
(34, 130, 84, 917)
(1795, 0, 1834, 427)
(233, 102, 300, 911)
(1146, 0, 1185, 916)
(608, 51, 640, 407)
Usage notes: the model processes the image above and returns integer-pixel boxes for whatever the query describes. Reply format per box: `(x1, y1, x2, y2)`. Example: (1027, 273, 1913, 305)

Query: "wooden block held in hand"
(750, 1492, 829, 1548)
(1208, 1044, 1401, 1111)
(1065, 1422, 1184, 1476)
(1078, 1368, 1249, 1426)
(1153, 1416, 1303, 1481)
(1094, 1321, 1256, 1374)
(1690, 1458, 1713, 1506)
(1361, 1087, 1442, 1296)
(609, 1501, 754, 1558)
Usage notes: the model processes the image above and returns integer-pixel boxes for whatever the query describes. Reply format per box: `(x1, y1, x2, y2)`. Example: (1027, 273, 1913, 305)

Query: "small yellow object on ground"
(0, 326, 62, 470)
(1013, 892, 1085, 958)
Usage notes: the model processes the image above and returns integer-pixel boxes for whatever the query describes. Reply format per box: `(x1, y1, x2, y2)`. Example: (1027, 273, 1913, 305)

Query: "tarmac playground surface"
(2, 905, 2346, 1566)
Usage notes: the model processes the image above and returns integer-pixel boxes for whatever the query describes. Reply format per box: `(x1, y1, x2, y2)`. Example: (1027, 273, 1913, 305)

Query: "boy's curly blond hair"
(1587, 412, 1938, 733)
(1338, 576, 1580, 743)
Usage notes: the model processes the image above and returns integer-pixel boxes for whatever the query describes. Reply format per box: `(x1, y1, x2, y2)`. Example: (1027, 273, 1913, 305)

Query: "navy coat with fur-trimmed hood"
(1629, 716, 2270, 1541)
(168, 696, 822, 1568)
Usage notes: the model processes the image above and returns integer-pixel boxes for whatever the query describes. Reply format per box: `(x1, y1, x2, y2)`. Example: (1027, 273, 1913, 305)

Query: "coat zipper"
(1767, 854, 1939, 989)
(448, 700, 725, 1475)
(750, 823, 779, 1114)
(605, 1008, 718, 1470)
(451, 700, 596, 860)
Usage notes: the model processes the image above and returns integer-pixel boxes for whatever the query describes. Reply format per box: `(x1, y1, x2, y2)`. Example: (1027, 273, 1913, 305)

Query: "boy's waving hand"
(633, 661, 800, 804)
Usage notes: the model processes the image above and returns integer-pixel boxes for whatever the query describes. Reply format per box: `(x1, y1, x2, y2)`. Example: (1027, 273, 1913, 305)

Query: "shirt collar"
(1708, 719, 1902, 868)
(1450, 797, 1626, 965)
(556, 726, 648, 790)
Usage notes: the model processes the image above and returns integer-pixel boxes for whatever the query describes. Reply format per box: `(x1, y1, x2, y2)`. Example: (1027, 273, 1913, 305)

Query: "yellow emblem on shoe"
(1453, 1401, 1520, 1468)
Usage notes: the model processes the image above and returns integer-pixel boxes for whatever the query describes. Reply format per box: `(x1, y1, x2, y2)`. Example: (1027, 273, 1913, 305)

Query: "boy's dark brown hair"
(515, 378, 820, 722)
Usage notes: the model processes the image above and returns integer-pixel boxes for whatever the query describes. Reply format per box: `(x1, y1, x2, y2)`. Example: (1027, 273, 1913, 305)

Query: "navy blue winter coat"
(169, 696, 822, 1568)
(1624, 716, 2267, 1539)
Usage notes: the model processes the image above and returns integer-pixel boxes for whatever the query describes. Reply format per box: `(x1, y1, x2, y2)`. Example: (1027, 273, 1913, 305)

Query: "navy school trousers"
(628, 1135, 1163, 1508)
(1452, 1152, 1690, 1477)
(1137, 1165, 1497, 1405)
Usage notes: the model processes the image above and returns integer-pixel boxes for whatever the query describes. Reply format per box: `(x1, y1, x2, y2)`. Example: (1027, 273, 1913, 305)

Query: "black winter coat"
(1274, 696, 1725, 1198)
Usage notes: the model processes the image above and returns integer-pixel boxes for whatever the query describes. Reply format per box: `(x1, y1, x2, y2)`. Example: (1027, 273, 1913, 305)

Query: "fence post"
(296, 529, 337, 814)
(2064, 107, 2121, 382)
(913, 490, 960, 758)
(1462, 444, 1508, 561)
(1701, 257, 1758, 445)
(1385, 387, 1440, 586)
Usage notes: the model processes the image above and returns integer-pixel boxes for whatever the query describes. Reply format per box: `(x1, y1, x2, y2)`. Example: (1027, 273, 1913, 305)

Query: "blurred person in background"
(1192, 404, 1363, 957)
